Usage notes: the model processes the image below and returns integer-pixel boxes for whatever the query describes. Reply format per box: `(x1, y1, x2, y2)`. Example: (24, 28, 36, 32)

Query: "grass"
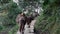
(8, 24, 19, 34)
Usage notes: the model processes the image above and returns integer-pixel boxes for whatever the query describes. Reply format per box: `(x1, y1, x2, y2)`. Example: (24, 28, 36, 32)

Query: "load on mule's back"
(16, 12, 26, 33)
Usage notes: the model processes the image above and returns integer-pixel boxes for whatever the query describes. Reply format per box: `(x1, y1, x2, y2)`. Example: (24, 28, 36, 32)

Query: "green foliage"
(0, 25, 3, 31)
(35, 0, 60, 34)
(6, 2, 22, 25)
(8, 25, 19, 34)
(0, 0, 11, 4)
(0, 0, 22, 32)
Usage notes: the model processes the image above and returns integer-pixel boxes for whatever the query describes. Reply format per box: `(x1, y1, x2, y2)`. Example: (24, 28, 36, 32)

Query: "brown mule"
(16, 13, 27, 34)
(26, 12, 39, 28)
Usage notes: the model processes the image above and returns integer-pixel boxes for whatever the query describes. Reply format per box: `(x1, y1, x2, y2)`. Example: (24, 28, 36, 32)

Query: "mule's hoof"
(22, 31, 24, 34)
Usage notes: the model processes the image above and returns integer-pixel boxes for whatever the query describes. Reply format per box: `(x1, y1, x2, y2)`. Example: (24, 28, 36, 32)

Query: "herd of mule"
(16, 12, 39, 34)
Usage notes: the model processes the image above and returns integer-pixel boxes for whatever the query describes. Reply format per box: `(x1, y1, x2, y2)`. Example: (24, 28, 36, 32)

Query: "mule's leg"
(27, 22, 31, 28)
(21, 22, 26, 34)
(21, 24, 25, 34)
(19, 24, 22, 32)
(19, 25, 21, 32)
(21, 24, 24, 31)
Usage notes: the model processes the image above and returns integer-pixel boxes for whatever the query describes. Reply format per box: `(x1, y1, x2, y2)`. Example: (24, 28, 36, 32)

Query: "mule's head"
(20, 13, 26, 16)
(30, 12, 40, 18)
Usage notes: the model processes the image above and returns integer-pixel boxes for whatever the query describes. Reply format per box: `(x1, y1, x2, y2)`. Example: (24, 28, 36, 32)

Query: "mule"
(26, 12, 39, 28)
(16, 13, 27, 34)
